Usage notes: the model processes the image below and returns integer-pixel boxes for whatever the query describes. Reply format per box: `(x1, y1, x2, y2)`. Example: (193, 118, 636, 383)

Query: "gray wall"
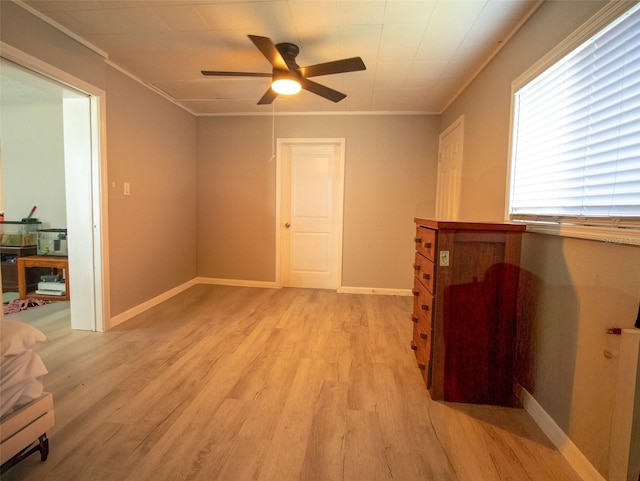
(106, 68, 197, 316)
(196, 114, 438, 289)
(6, 3, 640, 476)
(1, 0, 436, 314)
(1, 1, 198, 318)
(441, 1, 640, 477)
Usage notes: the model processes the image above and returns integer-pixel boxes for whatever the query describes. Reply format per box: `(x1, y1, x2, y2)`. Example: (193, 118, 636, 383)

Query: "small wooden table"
(17, 256, 69, 301)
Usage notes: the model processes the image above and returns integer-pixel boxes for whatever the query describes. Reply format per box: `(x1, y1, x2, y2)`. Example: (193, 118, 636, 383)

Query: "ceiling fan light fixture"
(202, 35, 366, 104)
(272, 78, 301, 95)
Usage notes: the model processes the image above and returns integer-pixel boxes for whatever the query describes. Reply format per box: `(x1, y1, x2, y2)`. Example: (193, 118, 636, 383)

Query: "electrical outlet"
(439, 250, 450, 266)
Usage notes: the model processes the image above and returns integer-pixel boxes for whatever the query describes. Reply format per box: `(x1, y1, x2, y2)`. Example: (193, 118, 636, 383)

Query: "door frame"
(275, 138, 345, 289)
(1, 42, 110, 331)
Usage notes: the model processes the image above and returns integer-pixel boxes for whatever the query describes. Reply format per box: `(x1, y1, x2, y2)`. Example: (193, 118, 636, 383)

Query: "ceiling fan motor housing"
(276, 42, 300, 64)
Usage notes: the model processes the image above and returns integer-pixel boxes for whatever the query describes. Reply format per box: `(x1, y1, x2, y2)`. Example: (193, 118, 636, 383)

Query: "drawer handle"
(411, 343, 418, 351)
(413, 263, 420, 271)
(418, 363, 426, 371)
(422, 273, 431, 280)
(419, 333, 428, 340)
(414, 239, 433, 249)
(412, 289, 419, 296)
(421, 304, 429, 311)
(410, 315, 418, 323)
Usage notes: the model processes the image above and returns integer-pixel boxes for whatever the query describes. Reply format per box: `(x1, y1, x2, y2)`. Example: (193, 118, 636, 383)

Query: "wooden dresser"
(411, 219, 525, 406)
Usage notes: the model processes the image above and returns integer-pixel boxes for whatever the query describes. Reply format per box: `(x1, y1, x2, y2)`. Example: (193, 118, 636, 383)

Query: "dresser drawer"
(413, 252, 435, 293)
(411, 337, 430, 386)
(413, 317, 431, 352)
(414, 226, 436, 261)
(412, 278, 433, 327)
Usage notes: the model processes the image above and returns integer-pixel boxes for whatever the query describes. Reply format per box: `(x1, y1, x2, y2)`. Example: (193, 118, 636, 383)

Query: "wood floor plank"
(4, 286, 584, 481)
(256, 358, 338, 481)
(201, 438, 269, 481)
(299, 380, 349, 481)
(344, 410, 394, 481)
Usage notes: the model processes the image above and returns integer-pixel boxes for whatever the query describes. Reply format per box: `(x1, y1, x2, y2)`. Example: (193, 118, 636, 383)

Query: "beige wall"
(106, 68, 197, 316)
(8, 8, 639, 477)
(2, 0, 434, 316)
(196, 116, 276, 282)
(442, 1, 640, 477)
(196, 114, 439, 289)
(1, 2, 199, 318)
(441, 1, 605, 222)
(0, 2, 106, 90)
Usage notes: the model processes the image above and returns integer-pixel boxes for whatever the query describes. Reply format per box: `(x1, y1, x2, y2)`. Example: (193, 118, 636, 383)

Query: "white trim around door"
(1, 42, 110, 331)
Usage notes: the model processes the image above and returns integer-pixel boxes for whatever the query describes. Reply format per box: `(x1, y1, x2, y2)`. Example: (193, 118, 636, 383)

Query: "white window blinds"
(510, 4, 640, 226)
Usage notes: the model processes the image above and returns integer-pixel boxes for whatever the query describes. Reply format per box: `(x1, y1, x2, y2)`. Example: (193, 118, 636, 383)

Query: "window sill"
(518, 222, 640, 247)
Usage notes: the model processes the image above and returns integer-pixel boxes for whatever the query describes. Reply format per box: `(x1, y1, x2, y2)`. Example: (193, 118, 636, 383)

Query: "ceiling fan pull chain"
(269, 103, 276, 162)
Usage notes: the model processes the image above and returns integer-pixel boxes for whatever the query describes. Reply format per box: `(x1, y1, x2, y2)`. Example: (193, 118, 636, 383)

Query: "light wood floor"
(5, 285, 582, 481)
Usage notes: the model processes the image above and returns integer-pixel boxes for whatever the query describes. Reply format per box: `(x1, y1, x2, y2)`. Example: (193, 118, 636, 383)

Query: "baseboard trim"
(195, 277, 279, 289)
(520, 387, 606, 481)
(338, 286, 413, 296)
(109, 278, 199, 328)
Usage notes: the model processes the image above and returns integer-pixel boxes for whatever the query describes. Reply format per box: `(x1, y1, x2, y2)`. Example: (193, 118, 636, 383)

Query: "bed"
(0, 318, 54, 473)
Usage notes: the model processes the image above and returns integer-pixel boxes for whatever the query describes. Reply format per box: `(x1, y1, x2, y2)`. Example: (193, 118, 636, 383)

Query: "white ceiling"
(19, 0, 542, 115)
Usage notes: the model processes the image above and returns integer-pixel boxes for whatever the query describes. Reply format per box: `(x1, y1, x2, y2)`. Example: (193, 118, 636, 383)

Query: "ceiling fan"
(201, 35, 366, 105)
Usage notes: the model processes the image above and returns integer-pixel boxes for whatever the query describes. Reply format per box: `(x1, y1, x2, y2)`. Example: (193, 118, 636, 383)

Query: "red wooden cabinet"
(411, 219, 525, 406)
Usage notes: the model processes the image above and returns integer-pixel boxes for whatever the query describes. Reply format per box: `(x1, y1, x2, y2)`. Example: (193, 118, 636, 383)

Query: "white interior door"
(435, 116, 464, 220)
(278, 139, 345, 289)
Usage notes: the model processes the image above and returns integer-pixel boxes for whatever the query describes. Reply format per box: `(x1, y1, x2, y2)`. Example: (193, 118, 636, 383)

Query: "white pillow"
(0, 320, 47, 357)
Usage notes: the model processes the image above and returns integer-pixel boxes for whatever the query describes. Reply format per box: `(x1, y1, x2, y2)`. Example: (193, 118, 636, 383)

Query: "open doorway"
(0, 55, 106, 331)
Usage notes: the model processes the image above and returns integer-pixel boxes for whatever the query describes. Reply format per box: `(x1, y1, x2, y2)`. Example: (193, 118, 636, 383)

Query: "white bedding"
(1, 351, 47, 417)
(0, 319, 48, 418)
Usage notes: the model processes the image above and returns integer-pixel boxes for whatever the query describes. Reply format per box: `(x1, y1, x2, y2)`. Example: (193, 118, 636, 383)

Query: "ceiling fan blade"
(201, 70, 271, 77)
(248, 35, 289, 71)
(299, 57, 366, 78)
(257, 87, 278, 105)
(299, 78, 346, 103)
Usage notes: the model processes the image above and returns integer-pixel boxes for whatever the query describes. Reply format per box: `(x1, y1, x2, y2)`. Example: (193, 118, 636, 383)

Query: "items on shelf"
(17, 256, 70, 302)
(0, 221, 41, 247)
(35, 274, 66, 297)
(37, 229, 68, 256)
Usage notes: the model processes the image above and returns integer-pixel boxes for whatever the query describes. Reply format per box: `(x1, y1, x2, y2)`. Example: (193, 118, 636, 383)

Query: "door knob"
(285, 223, 291, 228)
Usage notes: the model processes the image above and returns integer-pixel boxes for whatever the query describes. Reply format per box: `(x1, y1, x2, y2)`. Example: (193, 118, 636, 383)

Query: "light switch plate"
(439, 250, 450, 266)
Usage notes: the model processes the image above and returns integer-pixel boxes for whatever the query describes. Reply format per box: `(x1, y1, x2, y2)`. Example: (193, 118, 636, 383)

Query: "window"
(508, 3, 640, 234)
